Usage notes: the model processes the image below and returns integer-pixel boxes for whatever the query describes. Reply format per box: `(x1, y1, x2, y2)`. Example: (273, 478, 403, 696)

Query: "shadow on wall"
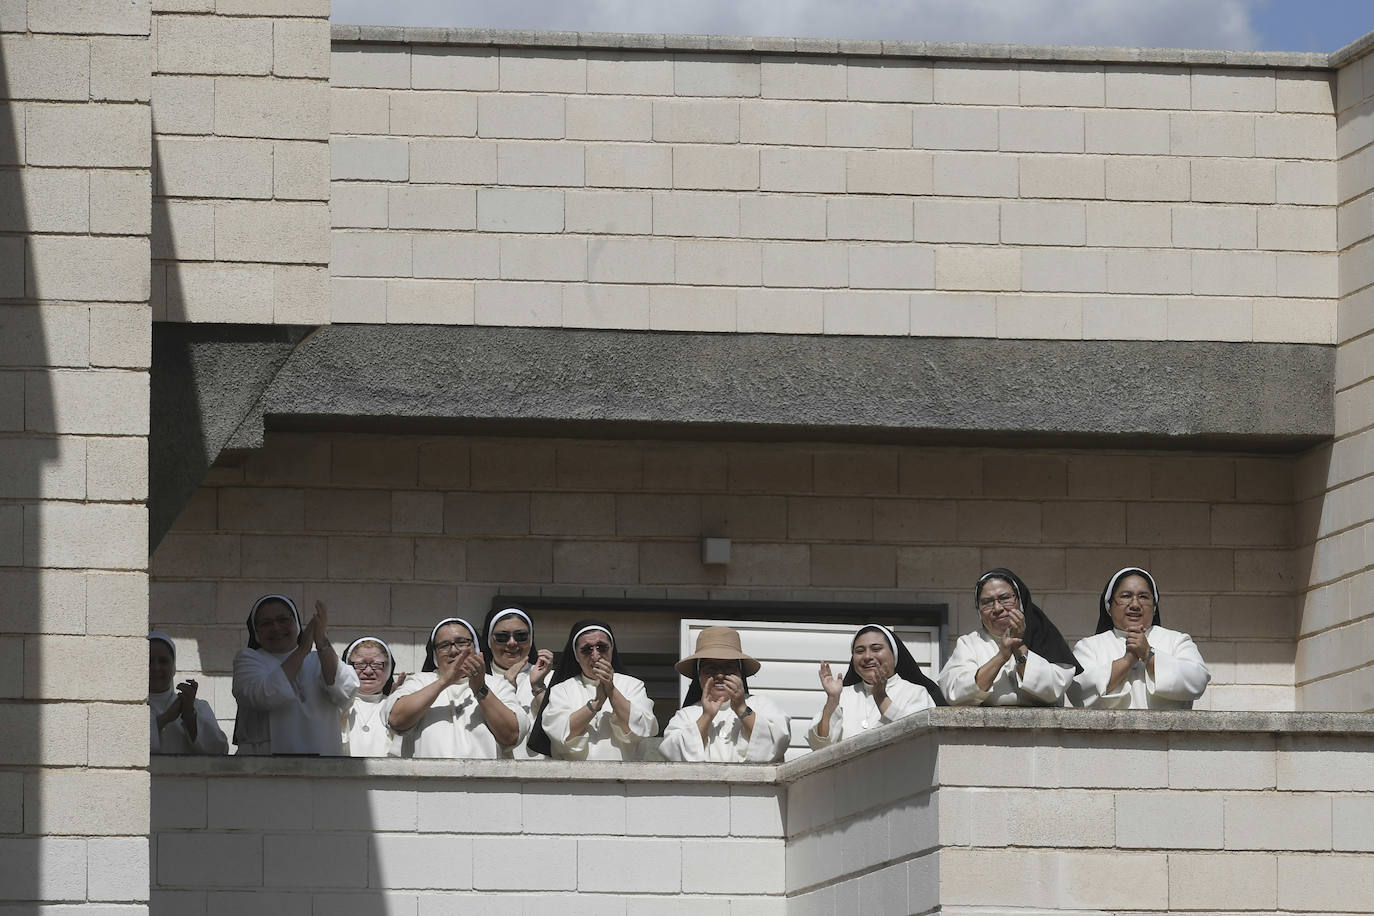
(1293, 443, 1346, 710)
(0, 59, 58, 905)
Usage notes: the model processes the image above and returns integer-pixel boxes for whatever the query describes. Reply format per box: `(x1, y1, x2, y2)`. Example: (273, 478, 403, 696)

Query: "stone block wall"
(151, 761, 786, 914)
(1302, 43, 1374, 710)
(1, 0, 153, 911)
(149, 431, 1300, 743)
(150, 0, 330, 324)
(785, 711, 1374, 914)
(330, 35, 1337, 343)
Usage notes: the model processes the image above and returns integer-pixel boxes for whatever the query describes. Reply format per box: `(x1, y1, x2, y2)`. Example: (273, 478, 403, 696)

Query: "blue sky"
(331, 0, 1374, 53)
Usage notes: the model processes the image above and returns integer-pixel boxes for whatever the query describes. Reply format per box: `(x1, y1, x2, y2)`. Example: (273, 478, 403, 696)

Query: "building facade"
(3, 1, 1374, 911)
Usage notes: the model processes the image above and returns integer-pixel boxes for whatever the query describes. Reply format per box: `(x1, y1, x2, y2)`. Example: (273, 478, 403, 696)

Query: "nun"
(937, 568, 1081, 706)
(527, 620, 658, 761)
(1071, 567, 1211, 709)
(807, 624, 945, 750)
(480, 606, 554, 759)
(340, 636, 400, 757)
(148, 632, 228, 755)
(658, 626, 790, 763)
(382, 617, 527, 758)
(231, 596, 358, 755)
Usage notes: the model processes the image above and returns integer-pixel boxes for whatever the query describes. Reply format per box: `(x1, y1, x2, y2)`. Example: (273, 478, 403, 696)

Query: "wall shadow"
(0, 52, 58, 906)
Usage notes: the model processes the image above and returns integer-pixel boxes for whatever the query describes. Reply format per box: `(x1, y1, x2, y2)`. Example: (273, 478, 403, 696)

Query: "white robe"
(232, 648, 359, 756)
(540, 672, 658, 761)
(658, 693, 790, 763)
(1071, 625, 1211, 709)
(341, 691, 396, 757)
(492, 661, 546, 760)
(382, 672, 529, 759)
(148, 688, 229, 755)
(806, 674, 936, 749)
(937, 629, 1075, 707)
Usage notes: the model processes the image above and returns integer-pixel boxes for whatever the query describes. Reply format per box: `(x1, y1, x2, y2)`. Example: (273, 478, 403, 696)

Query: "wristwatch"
(474, 685, 490, 700)
(1014, 650, 1028, 665)
(585, 699, 598, 713)
(740, 706, 755, 719)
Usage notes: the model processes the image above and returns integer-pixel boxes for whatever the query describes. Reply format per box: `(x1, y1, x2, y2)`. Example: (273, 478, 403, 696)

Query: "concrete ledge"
(150, 709, 1374, 783)
(253, 325, 1333, 452)
(330, 23, 1336, 69)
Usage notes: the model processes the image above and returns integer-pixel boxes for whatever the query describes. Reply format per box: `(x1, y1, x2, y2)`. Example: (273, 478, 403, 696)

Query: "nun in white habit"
(382, 617, 528, 759)
(659, 626, 790, 764)
(1071, 567, 1211, 709)
(527, 619, 658, 761)
(340, 636, 400, 757)
(937, 568, 1080, 706)
(232, 595, 358, 755)
(480, 606, 554, 760)
(807, 624, 944, 750)
(148, 632, 228, 755)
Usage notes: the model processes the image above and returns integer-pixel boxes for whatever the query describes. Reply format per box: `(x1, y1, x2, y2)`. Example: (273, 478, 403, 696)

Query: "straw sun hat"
(674, 626, 761, 677)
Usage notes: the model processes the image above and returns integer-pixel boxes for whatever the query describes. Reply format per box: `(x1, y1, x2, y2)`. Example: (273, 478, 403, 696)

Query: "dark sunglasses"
(491, 630, 530, 644)
(578, 642, 612, 657)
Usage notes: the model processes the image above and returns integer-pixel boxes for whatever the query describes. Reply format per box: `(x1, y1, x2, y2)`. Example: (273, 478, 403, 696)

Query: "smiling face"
(348, 642, 389, 695)
(254, 599, 300, 654)
(1108, 574, 1155, 631)
(148, 640, 175, 694)
(489, 613, 531, 670)
(697, 658, 741, 698)
(977, 576, 1021, 633)
(851, 630, 895, 685)
(575, 630, 612, 679)
(433, 623, 475, 668)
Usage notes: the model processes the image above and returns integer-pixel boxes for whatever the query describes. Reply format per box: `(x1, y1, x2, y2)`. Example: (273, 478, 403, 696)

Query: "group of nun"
(148, 565, 1210, 761)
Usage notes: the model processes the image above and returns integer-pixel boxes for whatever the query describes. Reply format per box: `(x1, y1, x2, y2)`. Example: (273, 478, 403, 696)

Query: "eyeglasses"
(978, 594, 1018, 610)
(350, 660, 387, 672)
(578, 642, 611, 657)
(435, 638, 474, 652)
(491, 630, 529, 644)
(1113, 592, 1155, 605)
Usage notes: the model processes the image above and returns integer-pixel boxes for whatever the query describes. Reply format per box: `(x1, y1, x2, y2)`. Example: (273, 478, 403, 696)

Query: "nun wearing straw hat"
(382, 617, 528, 758)
(659, 626, 791, 764)
(807, 623, 944, 750)
(1070, 567, 1210, 709)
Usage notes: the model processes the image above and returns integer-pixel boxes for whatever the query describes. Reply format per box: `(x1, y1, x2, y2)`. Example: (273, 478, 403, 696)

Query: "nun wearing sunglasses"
(526, 619, 658, 761)
(480, 606, 555, 759)
(382, 617, 528, 758)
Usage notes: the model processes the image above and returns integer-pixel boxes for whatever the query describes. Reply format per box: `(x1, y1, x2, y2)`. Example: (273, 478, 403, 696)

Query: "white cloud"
(331, 0, 1263, 50)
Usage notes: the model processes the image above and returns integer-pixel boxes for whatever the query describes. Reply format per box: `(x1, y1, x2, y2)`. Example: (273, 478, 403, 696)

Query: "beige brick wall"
(331, 41, 1338, 342)
(151, 1, 330, 323)
(1, 0, 153, 910)
(150, 432, 1299, 739)
(787, 716, 1374, 914)
(1300, 47, 1374, 710)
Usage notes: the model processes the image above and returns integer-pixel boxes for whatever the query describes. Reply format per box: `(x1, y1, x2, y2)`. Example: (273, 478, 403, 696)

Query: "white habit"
(148, 688, 229, 755)
(540, 672, 658, 761)
(1071, 626, 1210, 709)
(492, 661, 546, 760)
(341, 692, 396, 757)
(937, 629, 1075, 706)
(806, 674, 936, 749)
(382, 672, 528, 759)
(232, 648, 359, 755)
(658, 693, 790, 763)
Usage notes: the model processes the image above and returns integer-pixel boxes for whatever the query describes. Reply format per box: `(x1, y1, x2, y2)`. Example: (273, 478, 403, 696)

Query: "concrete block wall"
(148, 431, 1300, 742)
(1301, 44, 1374, 711)
(330, 36, 1337, 343)
(151, 0, 330, 323)
(786, 713, 1374, 915)
(0, 0, 153, 911)
(151, 766, 786, 914)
